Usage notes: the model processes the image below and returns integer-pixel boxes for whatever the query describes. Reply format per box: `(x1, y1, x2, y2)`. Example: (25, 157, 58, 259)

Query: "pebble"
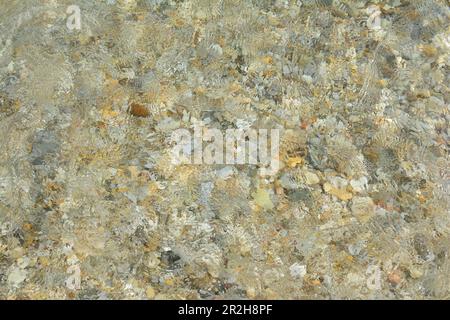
(304, 171, 320, 185)
(323, 182, 353, 201)
(351, 196, 375, 223)
(129, 102, 150, 118)
(7, 267, 27, 287)
(253, 188, 274, 210)
(289, 263, 307, 279)
(350, 176, 368, 193)
(146, 287, 156, 299)
(388, 270, 402, 286)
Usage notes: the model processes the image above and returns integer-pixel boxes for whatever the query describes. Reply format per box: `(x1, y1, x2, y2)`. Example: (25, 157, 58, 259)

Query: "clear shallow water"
(0, 0, 449, 299)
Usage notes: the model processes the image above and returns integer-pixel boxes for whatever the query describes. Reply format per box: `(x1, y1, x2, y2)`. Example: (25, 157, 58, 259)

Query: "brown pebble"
(129, 102, 150, 118)
(388, 270, 402, 285)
